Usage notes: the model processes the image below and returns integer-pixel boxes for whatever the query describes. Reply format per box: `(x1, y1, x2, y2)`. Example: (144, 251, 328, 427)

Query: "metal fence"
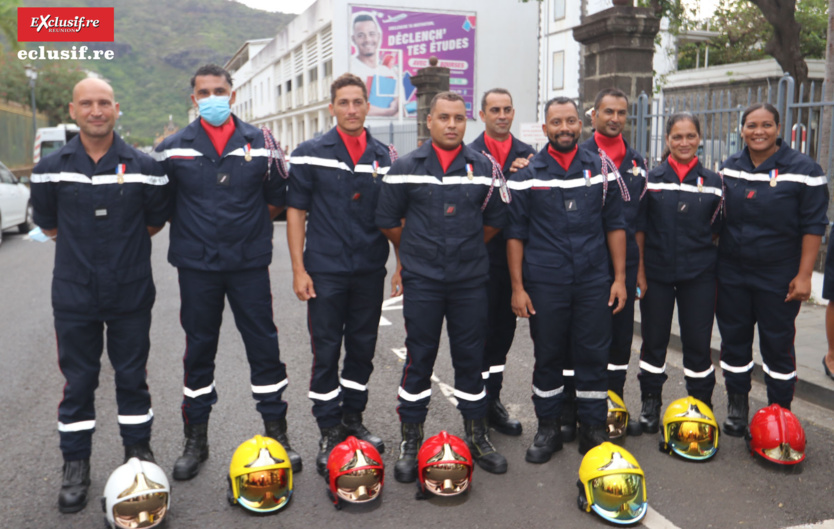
(627, 73, 834, 273)
(367, 121, 419, 157)
(0, 100, 48, 169)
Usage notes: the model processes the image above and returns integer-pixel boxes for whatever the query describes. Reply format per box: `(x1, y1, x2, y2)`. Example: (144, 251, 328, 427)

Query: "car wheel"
(18, 201, 34, 233)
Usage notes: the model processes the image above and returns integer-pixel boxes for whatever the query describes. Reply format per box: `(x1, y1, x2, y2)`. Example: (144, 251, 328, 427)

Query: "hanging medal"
(769, 168, 778, 187)
(372, 160, 379, 178)
(466, 163, 474, 181)
(631, 159, 641, 176)
(697, 176, 703, 193)
(244, 143, 252, 162)
(116, 163, 125, 184)
(584, 169, 592, 187)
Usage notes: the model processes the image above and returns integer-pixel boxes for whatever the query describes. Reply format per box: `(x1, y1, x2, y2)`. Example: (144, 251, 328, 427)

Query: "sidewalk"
(634, 297, 833, 411)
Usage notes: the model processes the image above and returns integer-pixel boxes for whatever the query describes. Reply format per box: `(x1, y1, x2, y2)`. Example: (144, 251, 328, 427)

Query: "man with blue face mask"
(154, 64, 300, 480)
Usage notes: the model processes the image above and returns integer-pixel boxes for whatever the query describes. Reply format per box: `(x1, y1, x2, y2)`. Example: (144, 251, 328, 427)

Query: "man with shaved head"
(31, 77, 170, 513)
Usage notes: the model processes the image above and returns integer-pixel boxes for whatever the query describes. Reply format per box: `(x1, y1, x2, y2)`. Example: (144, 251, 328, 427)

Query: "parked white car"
(0, 161, 33, 247)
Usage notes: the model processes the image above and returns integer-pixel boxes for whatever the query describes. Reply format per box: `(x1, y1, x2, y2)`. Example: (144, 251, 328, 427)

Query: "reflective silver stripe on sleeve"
(309, 387, 341, 401)
(226, 147, 271, 158)
(719, 360, 755, 373)
(507, 173, 607, 190)
(639, 361, 666, 374)
(722, 168, 828, 186)
(251, 379, 289, 394)
(762, 363, 797, 380)
(532, 384, 564, 398)
(58, 419, 96, 432)
(340, 377, 368, 392)
(453, 388, 486, 401)
(183, 381, 216, 398)
(683, 366, 715, 378)
(646, 181, 722, 196)
(151, 148, 203, 161)
(31, 172, 90, 184)
(576, 390, 608, 399)
(562, 369, 575, 377)
(382, 174, 493, 186)
(607, 363, 630, 371)
(118, 409, 154, 425)
(290, 156, 391, 174)
(355, 163, 390, 175)
(30, 172, 168, 186)
(398, 386, 432, 401)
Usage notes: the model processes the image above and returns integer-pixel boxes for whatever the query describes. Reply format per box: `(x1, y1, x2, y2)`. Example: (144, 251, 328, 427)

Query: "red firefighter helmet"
(748, 404, 806, 465)
(326, 436, 384, 506)
(417, 431, 473, 497)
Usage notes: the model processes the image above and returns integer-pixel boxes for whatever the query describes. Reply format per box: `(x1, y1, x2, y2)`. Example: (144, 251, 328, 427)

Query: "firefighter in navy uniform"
(635, 113, 723, 433)
(560, 88, 648, 441)
(507, 97, 628, 462)
(376, 91, 509, 482)
(154, 64, 301, 478)
(717, 103, 828, 435)
(30, 78, 170, 513)
(468, 88, 535, 436)
(287, 73, 392, 475)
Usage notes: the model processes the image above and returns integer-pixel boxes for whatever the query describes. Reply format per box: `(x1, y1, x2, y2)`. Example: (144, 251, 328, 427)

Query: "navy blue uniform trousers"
(307, 270, 385, 428)
(57, 312, 153, 460)
(528, 280, 610, 426)
(483, 264, 516, 399)
(178, 267, 288, 424)
(398, 272, 488, 423)
(638, 271, 716, 403)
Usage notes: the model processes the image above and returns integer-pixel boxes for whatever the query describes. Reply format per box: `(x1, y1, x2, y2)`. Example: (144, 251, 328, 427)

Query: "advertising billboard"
(348, 5, 477, 119)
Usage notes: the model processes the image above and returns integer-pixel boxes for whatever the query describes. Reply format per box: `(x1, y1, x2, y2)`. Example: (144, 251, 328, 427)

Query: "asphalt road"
(1, 223, 833, 529)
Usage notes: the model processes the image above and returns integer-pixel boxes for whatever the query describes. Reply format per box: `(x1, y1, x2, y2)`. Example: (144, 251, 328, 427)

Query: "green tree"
(0, 0, 21, 52)
(0, 53, 85, 123)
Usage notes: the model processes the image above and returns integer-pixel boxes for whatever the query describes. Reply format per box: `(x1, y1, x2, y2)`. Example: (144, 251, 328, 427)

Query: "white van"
(34, 124, 80, 164)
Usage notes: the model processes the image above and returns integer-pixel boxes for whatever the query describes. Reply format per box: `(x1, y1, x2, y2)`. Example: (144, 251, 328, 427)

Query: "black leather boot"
(578, 424, 609, 455)
(525, 418, 562, 464)
(487, 399, 522, 436)
(464, 417, 508, 474)
(173, 422, 209, 481)
(560, 398, 577, 442)
(58, 459, 90, 513)
(124, 441, 155, 463)
(315, 424, 347, 476)
(394, 422, 423, 483)
(343, 412, 385, 453)
(638, 394, 662, 434)
(724, 393, 749, 437)
(265, 418, 303, 473)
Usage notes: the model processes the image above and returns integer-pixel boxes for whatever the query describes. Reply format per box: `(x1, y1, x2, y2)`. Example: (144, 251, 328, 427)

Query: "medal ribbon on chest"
(244, 143, 252, 162)
(466, 163, 473, 181)
(697, 176, 703, 192)
(116, 163, 126, 184)
(769, 168, 778, 187)
(372, 160, 379, 178)
(583, 169, 592, 187)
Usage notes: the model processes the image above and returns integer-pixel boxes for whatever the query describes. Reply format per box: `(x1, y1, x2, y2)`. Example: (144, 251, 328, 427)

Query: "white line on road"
(782, 522, 834, 529)
(642, 507, 683, 529)
(381, 296, 403, 309)
(379, 316, 392, 326)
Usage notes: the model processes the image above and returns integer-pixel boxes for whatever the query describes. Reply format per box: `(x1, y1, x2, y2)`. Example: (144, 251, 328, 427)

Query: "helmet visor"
(607, 410, 628, 439)
(112, 492, 168, 528)
(667, 421, 717, 460)
(335, 468, 383, 503)
(589, 473, 647, 525)
(236, 468, 291, 512)
(423, 463, 471, 496)
(761, 442, 805, 464)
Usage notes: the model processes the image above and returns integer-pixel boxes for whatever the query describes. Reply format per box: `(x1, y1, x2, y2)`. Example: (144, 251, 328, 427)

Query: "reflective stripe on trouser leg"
(484, 266, 517, 399)
(226, 268, 288, 422)
(105, 311, 154, 446)
(571, 281, 612, 427)
(716, 274, 756, 395)
(638, 279, 675, 395)
(445, 280, 489, 419)
(608, 262, 638, 396)
(178, 268, 224, 424)
(340, 270, 385, 416)
(754, 289, 801, 407)
(676, 272, 717, 404)
(397, 273, 445, 423)
(527, 282, 572, 419)
(56, 317, 104, 461)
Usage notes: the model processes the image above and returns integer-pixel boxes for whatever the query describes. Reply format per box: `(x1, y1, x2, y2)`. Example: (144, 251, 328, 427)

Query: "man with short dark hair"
(558, 88, 647, 440)
(377, 91, 509, 482)
(155, 64, 301, 480)
(350, 12, 398, 116)
(468, 88, 535, 436)
(31, 78, 169, 513)
(507, 97, 628, 461)
(287, 72, 393, 475)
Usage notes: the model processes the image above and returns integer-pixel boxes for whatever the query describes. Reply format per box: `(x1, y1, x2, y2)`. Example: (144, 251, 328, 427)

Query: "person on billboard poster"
(350, 12, 399, 117)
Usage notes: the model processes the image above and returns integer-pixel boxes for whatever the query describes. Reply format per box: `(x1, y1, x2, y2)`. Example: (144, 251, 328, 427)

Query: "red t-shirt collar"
(594, 130, 626, 168)
(483, 134, 512, 169)
(548, 144, 577, 171)
(432, 143, 463, 174)
(336, 127, 368, 166)
(667, 156, 699, 182)
(201, 117, 236, 156)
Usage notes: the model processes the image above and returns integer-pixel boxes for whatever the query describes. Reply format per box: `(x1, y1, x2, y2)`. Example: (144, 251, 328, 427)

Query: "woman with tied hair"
(634, 113, 723, 433)
(717, 103, 829, 436)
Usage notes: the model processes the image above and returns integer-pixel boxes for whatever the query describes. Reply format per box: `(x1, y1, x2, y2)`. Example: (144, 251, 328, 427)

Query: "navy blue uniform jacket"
(154, 116, 286, 271)
(287, 127, 391, 275)
(375, 140, 507, 284)
(505, 146, 625, 286)
(638, 160, 722, 283)
(468, 132, 535, 270)
(31, 133, 170, 319)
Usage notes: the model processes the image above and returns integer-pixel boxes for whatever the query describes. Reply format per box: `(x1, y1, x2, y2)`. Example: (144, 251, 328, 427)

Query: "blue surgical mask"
(197, 95, 231, 126)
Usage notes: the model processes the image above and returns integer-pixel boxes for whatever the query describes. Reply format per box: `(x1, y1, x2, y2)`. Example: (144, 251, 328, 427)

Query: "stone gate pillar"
(410, 56, 450, 146)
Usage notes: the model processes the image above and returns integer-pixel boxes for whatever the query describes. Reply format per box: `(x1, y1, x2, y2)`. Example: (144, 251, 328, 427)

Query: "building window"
(309, 67, 318, 82)
(552, 51, 564, 89)
(553, 0, 565, 21)
(323, 59, 332, 77)
(296, 74, 304, 88)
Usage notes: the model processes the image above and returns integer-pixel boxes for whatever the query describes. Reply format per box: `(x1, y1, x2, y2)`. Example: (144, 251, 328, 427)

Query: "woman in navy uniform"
(717, 103, 829, 435)
(635, 113, 723, 432)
